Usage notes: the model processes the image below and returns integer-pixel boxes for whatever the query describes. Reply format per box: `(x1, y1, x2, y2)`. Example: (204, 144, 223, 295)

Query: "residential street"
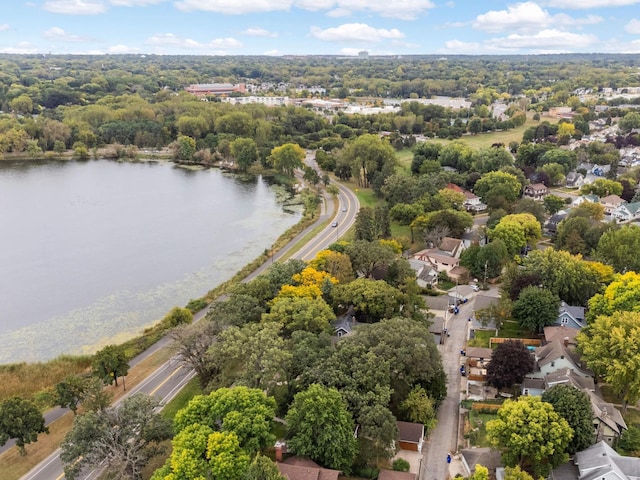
(419, 296, 475, 480)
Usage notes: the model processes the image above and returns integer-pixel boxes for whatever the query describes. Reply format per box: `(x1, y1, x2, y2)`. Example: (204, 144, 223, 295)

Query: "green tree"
(520, 248, 602, 306)
(400, 386, 437, 432)
(270, 143, 305, 176)
(92, 344, 129, 387)
(503, 466, 534, 480)
(262, 296, 335, 336)
(161, 306, 193, 328)
(618, 425, 640, 456)
(285, 384, 357, 472)
(208, 322, 291, 394)
(489, 213, 540, 256)
(580, 178, 623, 198)
(54, 375, 90, 415)
(170, 319, 220, 388)
(175, 134, 196, 162)
(543, 194, 566, 215)
(152, 425, 250, 480)
(472, 147, 513, 174)
(342, 134, 396, 188)
(356, 404, 399, 467)
(332, 278, 403, 323)
(61, 394, 171, 480)
(0, 397, 48, 456)
(174, 386, 276, 453)
(595, 225, 640, 273)
(418, 209, 473, 239)
(474, 171, 522, 208)
(577, 311, 640, 413)
(486, 396, 573, 477)
(344, 240, 397, 278)
(512, 286, 561, 332)
(467, 465, 489, 480)
(587, 271, 640, 320)
(230, 137, 259, 172)
(485, 340, 534, 390)
(542, 385, 593, 453)
(245, 454, 286, 480)
(438, 140, 474, 172)
(10, 94, 33, 115)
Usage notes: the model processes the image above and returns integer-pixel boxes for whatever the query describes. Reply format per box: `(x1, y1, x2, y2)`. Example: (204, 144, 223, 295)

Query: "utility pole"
(483, 260, 488, 288)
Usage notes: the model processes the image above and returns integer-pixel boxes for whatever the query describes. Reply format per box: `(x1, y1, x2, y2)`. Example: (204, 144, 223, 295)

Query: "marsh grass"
(0, 355, 92, 404)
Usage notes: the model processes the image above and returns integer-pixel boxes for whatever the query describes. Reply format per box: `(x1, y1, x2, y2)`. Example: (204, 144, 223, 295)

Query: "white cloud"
(109, 0, 166, 5)
(264, 49, 282, 55)
(0, 42, 39, 54)
(539, 0, 640, 8)
(174, 0, 291, 14)
(240, 27, 278, 38)
(474, 2, 601, 33)
(484, 29, 597, 50)
(175, 0, 434, 20)
(626, 19, 640, 34)
(0, 24, 9, 32)
(327, 8, 351, 17)
(145, 33, 242, 50)
(44, 0, 107, 14)
(107, 44, 140, 53)
(310, 23, 405, 43)
(43, 27, 86, 42)
(443, 39, 481, 53)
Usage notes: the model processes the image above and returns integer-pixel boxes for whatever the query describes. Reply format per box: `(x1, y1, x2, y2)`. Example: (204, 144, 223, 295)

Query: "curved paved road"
(18, 162, 359, 480)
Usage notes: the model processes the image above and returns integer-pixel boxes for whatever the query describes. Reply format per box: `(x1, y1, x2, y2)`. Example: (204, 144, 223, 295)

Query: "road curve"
(19, 166, 359, 480)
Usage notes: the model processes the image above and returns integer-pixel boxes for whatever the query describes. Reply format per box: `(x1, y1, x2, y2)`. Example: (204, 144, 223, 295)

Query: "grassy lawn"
(470, 320, 538, 348)
(353, 187, 381, 208)
(395, 148, 414, 175)
(161, 376, 202, 421)
(466, 410, 498, 447)
(431, 118, 556, 150)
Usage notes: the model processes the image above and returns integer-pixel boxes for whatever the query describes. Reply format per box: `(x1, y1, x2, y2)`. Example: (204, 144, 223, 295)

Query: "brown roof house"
(600, 194, 626, 215)
(523, 183, 549, 201)
(277, 457, 341, 480)
(378, 471, 416, 480)
(411, 237, 466, 276)
(396, 421, 425, 453)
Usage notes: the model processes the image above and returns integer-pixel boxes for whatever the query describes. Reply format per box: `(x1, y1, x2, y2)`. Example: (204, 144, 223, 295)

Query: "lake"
(0, 159, 301, 363)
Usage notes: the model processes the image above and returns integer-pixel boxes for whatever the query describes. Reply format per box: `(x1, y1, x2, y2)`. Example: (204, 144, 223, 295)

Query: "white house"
(613, 201, 640, 222)
(529, 338, 592, 379)
(551, 441, 639, 480)
(523, 183, 549, 201)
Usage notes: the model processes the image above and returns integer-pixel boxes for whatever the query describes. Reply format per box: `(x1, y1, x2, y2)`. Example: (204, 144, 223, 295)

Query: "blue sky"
(1, 0, 640, 56)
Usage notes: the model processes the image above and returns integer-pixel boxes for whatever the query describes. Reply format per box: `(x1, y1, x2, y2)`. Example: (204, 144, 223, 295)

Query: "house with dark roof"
(544, 211, 569, 235)
(460, 448, 502, 478)
(565, 171, 584, 189)
(429, 316, 445, 345)
(396, 421, 424, 453)
(331, 306, 357, 337)
(550, 441, 639, 480)
(585, 389, 628, 444)
(522, 368, 595, 397)
(556, 301, 586, 329)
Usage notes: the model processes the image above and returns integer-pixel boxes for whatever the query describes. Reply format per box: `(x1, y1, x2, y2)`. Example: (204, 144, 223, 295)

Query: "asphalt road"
(420, 295, 475, 480)
(18, 163, 359, 480)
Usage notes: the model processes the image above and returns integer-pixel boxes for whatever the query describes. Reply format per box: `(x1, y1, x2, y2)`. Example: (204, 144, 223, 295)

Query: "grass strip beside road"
(0, 345, 174, 480)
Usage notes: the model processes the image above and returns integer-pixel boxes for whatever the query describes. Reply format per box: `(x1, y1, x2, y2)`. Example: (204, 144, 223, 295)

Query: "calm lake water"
(0, 159, 301, 363)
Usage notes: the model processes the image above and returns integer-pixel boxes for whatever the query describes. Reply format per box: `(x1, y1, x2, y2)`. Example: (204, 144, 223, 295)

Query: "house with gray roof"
(585, 389, 628, 444)
(529, 338, 592, 379)
(331, 306, 357, 338)
(556, 301, 586, 329)
(550, 441, 639, 480)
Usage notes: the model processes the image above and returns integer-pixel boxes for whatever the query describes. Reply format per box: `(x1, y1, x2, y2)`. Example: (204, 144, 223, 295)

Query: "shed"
(397, 421, 424, 453)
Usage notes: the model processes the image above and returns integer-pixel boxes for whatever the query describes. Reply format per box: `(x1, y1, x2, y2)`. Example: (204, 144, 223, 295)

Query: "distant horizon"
(2, 1, 640, 56)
